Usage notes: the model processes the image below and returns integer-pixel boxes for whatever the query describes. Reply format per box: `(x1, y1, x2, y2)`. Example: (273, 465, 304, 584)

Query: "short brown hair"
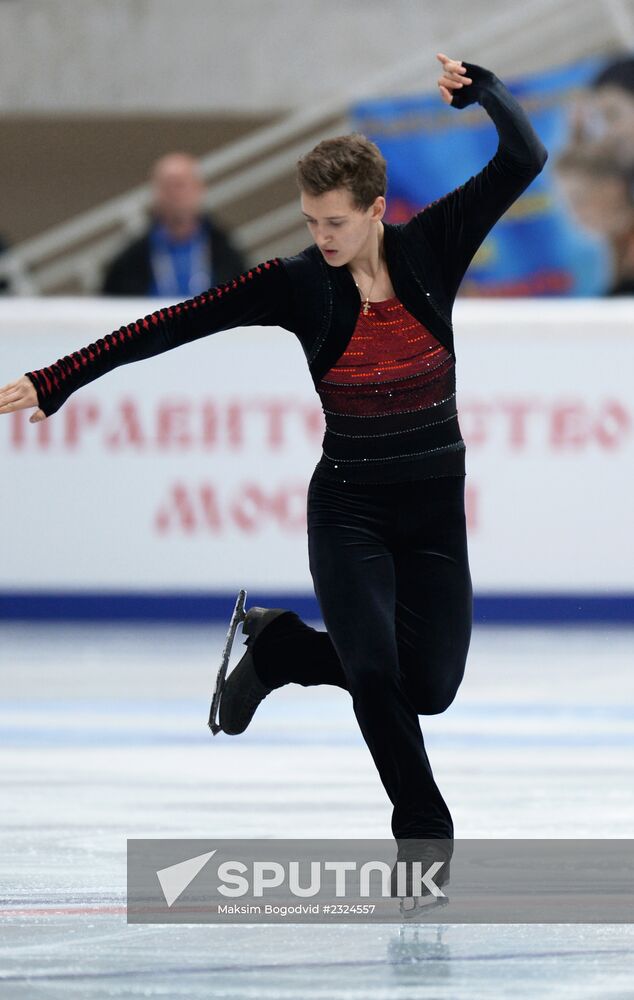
(295, 132, 387, 212)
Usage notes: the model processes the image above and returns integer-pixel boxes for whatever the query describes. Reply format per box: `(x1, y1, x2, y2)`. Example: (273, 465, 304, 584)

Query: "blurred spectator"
(589, 54, 634, 145)
(554, 53, 634, 295)
(554, 139, 634, 295)
(0, 232, 10, 294)
(101, 152, 246, 297)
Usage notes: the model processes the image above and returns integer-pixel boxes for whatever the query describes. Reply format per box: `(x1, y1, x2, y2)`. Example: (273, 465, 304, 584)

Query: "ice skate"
(399, 892, 450, 920)
(208, 588, 248, 735)
(208, 589, 290, 735)
(390, 839, 452, 921)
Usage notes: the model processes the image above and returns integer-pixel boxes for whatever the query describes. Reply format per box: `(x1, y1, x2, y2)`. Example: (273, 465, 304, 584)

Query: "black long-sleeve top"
(25, 62, 547, 484)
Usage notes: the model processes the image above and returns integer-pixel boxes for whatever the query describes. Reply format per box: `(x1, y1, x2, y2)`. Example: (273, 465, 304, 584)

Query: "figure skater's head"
(295, 133, 387, 267)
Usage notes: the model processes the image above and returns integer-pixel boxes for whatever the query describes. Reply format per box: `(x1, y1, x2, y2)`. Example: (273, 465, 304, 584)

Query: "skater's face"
(300, 188, 386, 267)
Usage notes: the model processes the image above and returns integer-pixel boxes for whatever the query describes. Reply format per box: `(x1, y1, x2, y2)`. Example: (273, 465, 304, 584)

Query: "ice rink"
(1, 619, 634, 998)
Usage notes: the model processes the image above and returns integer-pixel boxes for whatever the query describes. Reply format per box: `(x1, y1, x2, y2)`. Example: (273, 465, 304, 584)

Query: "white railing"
(0, 0, 626, 294)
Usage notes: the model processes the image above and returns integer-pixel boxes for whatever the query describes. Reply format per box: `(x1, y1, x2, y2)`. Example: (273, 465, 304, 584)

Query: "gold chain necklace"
(353, 273, 378, 316)
(351, 237, 385, 316)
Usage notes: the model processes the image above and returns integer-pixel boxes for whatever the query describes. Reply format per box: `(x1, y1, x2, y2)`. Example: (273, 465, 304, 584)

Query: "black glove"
(450, 61, 497, 109)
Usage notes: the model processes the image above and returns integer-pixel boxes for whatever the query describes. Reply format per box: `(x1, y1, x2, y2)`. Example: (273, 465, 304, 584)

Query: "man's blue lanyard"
(149, 222, 212, 298)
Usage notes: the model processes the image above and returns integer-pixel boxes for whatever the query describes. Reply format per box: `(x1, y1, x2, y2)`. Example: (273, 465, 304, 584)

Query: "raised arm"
(0, 257, 294, 420)
(404, 54, 548, 303)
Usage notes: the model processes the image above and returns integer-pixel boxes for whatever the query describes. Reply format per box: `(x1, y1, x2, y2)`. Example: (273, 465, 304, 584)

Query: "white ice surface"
(1, 621, 633, 998)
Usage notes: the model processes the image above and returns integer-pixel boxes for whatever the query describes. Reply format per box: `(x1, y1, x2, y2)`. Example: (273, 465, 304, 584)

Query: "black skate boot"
(218, 606, 290, 735)
(390, 838, 452, 920)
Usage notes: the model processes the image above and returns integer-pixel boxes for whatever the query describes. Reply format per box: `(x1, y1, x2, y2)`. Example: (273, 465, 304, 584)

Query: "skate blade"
(208, 588, 248, 735)
(399, 894, 450, 921)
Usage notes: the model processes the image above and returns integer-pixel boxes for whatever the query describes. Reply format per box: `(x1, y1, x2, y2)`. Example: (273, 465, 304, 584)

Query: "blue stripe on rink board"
(0, 591, 632, 623)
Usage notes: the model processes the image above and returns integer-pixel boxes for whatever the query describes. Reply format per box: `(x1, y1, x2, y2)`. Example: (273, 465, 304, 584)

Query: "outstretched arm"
(0, 257, 294, 420)
(405, 53, 548, 303)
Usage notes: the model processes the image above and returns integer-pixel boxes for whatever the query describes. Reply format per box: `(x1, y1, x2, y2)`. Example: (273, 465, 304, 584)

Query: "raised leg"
(251, 610, 348, 690)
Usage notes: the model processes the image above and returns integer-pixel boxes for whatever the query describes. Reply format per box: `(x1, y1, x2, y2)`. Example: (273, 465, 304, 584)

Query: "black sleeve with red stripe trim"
(404, 62, 548, 305)
(25, 258, 294, 417)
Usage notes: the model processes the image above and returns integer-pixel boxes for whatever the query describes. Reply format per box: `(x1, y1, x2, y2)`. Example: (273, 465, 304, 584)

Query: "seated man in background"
(101, 152, 246, 297)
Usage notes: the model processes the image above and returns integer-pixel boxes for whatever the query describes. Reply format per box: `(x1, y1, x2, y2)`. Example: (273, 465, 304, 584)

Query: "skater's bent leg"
(252, 610, 348, 690)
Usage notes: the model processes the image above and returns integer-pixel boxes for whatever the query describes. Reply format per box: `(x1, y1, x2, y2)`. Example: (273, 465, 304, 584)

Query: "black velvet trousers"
(254, 468, 473, 840)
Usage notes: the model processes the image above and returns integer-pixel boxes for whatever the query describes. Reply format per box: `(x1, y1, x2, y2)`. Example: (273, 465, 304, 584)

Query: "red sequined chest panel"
(316, 296, 455, 418)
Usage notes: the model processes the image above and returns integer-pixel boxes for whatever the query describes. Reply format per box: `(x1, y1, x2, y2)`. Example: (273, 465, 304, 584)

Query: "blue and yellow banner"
(351, 56, 611, 296)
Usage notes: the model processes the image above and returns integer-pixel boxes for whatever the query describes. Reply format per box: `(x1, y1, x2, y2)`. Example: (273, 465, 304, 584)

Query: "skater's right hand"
(0, 375, 47, 422)
(436, 53, 472, 104)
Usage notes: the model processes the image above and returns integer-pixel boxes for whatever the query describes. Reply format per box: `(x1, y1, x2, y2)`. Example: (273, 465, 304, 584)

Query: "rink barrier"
(0, 591, 632, 623)
(2, 300, 633, 613)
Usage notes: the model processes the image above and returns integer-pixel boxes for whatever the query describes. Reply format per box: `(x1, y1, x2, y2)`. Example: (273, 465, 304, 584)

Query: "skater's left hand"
(436, 53, 472, 104)
(0, 375, 46, 422)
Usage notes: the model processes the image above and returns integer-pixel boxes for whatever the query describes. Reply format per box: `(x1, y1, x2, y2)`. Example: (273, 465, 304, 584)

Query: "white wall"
(0, 0, 618, 113)
(1, 298, 632, 597)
